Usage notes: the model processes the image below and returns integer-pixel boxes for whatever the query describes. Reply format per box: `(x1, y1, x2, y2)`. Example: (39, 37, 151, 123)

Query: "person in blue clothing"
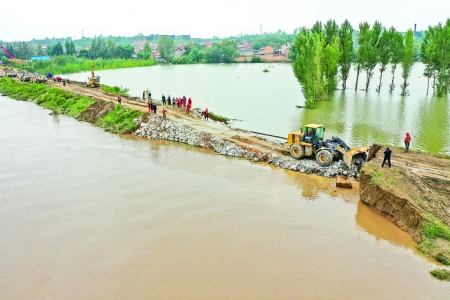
(382, 147, 392, 167)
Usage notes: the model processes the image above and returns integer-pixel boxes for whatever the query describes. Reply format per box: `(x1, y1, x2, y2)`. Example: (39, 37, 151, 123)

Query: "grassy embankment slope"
(0, 77, 141, 134)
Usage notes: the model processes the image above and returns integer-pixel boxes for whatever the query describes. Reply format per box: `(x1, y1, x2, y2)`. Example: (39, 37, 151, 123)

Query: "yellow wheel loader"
(283, 124, 369, 169)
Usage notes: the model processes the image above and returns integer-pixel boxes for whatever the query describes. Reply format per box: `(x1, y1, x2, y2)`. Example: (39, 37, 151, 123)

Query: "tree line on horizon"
(291, 19, 450, 108)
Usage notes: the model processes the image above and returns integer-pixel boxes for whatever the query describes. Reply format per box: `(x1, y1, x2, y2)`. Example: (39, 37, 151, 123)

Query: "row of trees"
(2, 42, 34, 60)
(2, 37, 145, 61)
(421, 19, 450, 97)
(292, 20, 415, 108)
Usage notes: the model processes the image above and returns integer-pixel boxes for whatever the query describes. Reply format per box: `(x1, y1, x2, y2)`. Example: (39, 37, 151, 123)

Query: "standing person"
(188, 97, 192, 108)
(118, 95, 122, 105)
(172, 97, 176, 108)
(148, 91, 152, 100)
(162, 94, 166, 105)
(162, 108, 167, 120)
(147, 99, 151, 112)
(167, 95, 171, 106)
(67, 78, 70, 85)
(182, 96, 186, 108)
(204, 108, 209, 121)
(382, 147, 392, 168)
(404, 132, 411, 153)
(143, 91, 146, 101)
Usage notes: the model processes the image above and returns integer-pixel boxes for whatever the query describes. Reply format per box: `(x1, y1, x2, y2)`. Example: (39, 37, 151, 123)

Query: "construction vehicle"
(30, 72, 47, 83)
(88, 63, 100, 87)
(283, 124, 369, 169)
(20, 70, 33, 82)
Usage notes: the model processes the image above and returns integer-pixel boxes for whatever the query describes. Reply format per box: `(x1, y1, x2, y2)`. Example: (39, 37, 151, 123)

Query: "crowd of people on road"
(139, 90, 209, 121)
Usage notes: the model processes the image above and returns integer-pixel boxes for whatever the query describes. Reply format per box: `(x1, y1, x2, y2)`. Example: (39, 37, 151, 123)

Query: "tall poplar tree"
(400, 29, 415, 96)
(430, 20, 450, 97)
(388, 27, 404, 93)
(355, 22, 369, 91)
(322, 36, 341, 95)
(292, 29, 318, 108)
(420, 31, 434, 95)
(363, 21, 382, 92)
(376, 28, 391, 92)
(338, 20, 354, 89)
(292, 29, 327, 107)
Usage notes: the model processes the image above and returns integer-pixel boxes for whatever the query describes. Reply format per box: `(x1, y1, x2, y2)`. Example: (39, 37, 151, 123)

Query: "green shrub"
(251, 56, 262, 63)
(430, 269, 450, 281)
(101, 84, 129, 96)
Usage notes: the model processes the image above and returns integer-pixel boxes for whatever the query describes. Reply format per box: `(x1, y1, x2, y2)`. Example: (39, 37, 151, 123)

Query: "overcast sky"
(1, 0, 449, 42)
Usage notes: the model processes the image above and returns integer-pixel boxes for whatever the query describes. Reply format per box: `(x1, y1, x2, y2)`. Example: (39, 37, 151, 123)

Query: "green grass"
(209, 111, 229, 123)
(0, 76, 144, 135)
(430, 268, 450, 281)
(370, 171, 383, 185)
(418, 214, 450, 265)
(32, 56, 157, 75)
(422, 214, 450, 240)
(0, 77, 95, 118)
(100, 84, 129, 96)
(96, 105, 143, 134)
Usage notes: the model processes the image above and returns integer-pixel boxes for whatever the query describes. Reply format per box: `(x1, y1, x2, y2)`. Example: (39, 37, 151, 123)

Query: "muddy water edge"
(1, 95, 449, 299)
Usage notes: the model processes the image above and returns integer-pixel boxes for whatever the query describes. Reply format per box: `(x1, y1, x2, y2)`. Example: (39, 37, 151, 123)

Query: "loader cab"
(303, 124, 325, 144)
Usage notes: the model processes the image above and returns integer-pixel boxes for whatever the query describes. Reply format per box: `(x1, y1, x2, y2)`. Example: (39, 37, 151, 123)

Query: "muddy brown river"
(1, 96, 449, 299)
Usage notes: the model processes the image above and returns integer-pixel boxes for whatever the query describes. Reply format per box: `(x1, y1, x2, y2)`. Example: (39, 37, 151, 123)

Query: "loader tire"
(316, 150, 333, 166)
(290, 144, 304, 159)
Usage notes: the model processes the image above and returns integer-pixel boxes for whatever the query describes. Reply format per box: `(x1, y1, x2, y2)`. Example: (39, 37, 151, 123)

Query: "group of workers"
(140, 91, 209, 120)
(53, 76, 69, 85)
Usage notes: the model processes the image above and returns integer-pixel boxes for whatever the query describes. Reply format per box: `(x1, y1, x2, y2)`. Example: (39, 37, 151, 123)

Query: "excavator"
(88, 62, 100, 87)
(283, 124, 369, 170)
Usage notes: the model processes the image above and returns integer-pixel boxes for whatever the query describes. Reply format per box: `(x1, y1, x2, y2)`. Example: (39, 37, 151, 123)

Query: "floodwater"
(1, 96, 449, 299)
(66, 63, 450, 155)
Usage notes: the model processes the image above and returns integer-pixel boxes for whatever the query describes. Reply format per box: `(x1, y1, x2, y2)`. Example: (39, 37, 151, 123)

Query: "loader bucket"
(343, 146, 369, 169)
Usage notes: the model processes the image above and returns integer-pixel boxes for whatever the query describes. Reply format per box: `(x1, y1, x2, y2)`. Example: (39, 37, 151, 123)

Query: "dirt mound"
(78, 99, 115, 123)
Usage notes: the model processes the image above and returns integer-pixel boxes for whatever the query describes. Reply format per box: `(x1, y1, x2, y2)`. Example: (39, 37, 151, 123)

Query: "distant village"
(129, 36, 291, 62)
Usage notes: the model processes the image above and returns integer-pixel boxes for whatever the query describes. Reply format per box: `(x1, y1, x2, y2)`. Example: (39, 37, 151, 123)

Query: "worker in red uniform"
(147, 100, 151, 112)
(204, 108, 209, 120)
(404, 132, 411, 153)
